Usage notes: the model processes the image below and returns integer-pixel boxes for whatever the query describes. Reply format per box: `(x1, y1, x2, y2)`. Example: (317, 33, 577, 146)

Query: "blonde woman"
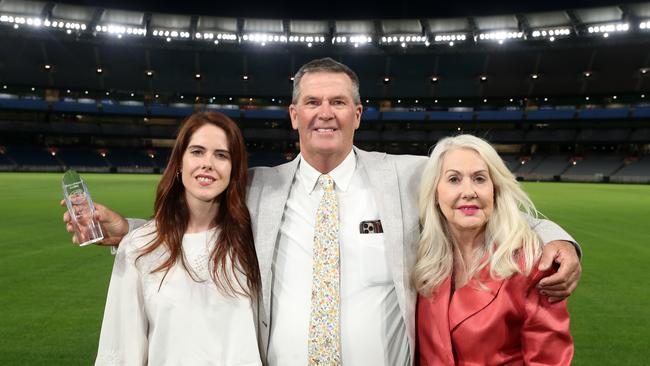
(415, 135, 573, 365)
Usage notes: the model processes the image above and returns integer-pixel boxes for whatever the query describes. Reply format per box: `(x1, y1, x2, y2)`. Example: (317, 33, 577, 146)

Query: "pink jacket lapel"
(448, 267, 505, 331)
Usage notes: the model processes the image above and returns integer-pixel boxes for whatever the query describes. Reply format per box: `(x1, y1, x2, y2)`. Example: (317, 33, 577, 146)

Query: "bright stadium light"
(587, 22, 629, 37)
(288, 35, 327, 46)
(332, 35, 372, 47)
(242, 33, 287, 45)
(380, 34, 429, 47)
(96, 24, 146, 37)
(43, 19, 87, 33)
(0, 15, 43, 28)
(641, 20, 650, 30)
(152, 28, 191, 40)
(433, 33, 467, 47)
(478, 30, 523, 43)
(530, 27, 571, 41)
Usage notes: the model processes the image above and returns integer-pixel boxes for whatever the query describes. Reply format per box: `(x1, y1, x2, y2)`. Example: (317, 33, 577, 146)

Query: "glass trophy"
(62, 170, 104, 246)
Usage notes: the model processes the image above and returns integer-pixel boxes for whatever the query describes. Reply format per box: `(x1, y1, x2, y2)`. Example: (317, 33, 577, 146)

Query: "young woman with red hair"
(95, 112, 261, 365)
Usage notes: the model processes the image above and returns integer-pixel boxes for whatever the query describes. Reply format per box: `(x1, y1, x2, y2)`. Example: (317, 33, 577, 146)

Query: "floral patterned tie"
(308, 174, 341, 365)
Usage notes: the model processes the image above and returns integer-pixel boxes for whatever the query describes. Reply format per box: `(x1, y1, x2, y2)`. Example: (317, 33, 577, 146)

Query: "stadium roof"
(48, 0, 649, 19)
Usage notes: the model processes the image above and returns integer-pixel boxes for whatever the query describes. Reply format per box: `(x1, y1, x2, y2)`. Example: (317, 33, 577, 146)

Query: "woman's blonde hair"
(414, 134, 542, 295)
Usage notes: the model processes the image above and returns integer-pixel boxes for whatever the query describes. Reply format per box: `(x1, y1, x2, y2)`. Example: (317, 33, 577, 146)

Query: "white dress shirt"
(268, 151, 409, 366)
(96, 222, 262, 366)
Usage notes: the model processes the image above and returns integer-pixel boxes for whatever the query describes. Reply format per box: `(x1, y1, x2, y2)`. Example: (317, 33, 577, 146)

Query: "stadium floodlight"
(95, 24, 146, 37)
(531, 73, 539, 79)
(214, 33, 238, 41)
(44, 64, 52, 71)
(430, 76, 439, 83)
(479, 75, 488, 82)
(242, 33, 287, 46)
(242, 75, 249, 80)
(477, 30, 523, 43)
(530, 27, 571, 41)
(288, 35, 326, 47)
(383, 76, 391, 84)
(587, 22, 629, 37)
(42, 19, 87, 33)
(145, 70, 154, 77)
(641, 68, 650, 75)
(0, 15, 43, 28)
(641, 20, 650, 29)
(96, 67, 103, 74)
(332, 35, 372, 47)
(194, 73, 202, 80)
(432, 33, 467, 47)
(380, 34, 429, 47)
(583, 71, 593, 78)
(152, 28, 191, 40)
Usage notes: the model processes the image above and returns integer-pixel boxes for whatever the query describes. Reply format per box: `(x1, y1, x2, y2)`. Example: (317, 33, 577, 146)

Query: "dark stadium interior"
(1, 0, 649, 183)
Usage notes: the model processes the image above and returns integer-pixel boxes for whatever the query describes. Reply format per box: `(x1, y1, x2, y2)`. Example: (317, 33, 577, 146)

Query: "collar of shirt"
(297, 150, 356, 194)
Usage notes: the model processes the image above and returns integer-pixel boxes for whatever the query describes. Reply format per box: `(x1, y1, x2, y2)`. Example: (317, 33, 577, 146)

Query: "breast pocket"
(358, 233, 393, 286)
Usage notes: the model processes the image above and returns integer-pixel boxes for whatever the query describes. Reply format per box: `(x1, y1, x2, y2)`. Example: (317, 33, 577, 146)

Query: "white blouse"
(95, 222, 261, 366)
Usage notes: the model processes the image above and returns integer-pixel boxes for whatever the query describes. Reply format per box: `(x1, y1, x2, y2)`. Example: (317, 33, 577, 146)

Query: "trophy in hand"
(62, 170, 104, 246)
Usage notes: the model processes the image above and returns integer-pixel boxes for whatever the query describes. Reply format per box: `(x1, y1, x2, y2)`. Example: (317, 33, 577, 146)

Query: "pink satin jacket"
(417, 265, 573, 365)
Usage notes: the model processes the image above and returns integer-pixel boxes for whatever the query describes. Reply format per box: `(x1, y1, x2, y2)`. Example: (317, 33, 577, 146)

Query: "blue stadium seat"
(382, 111, 426, 121)
(527, 109, 576, 120)
(101, 102, 147, 116)
(361, 109, 380, 121)
(149, 104, 194, 118)
(632, 107, 650, 119)
(243, 109, 288, 119)
(577, 108, 629, 119)
(53, 100, 99, 114)
(427, 111, 473, 121)
(476, 110, 524, 121)
(0, 98, 49, 111)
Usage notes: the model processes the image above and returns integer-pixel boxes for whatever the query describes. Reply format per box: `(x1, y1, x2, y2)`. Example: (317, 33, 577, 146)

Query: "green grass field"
(0, 172, 649, 365)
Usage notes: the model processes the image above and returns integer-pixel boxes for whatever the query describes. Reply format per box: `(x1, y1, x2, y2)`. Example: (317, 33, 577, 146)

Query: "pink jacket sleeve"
(522, 269, 574, 365)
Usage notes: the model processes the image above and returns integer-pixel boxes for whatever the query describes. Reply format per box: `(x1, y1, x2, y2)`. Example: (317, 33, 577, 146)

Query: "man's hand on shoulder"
(61, 201, 129, 246)
(537, 240, 582, 303)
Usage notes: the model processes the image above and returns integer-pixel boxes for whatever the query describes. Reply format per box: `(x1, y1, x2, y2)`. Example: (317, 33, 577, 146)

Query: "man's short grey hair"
(291, 57, 361, 105)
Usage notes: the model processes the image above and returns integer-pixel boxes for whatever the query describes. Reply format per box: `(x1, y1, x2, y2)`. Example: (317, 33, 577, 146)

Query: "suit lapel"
(356, 148, 408, 322)
(428, 277, 455, 365)
(448, 267, 504, 331)
(255, 159, 299, 316)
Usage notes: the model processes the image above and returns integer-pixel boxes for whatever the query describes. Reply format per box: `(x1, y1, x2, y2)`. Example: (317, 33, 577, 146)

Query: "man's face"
(289, 71, 362, 166)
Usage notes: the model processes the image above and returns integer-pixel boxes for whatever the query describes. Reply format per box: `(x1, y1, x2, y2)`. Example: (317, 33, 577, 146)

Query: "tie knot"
(318, 174, 335, 192)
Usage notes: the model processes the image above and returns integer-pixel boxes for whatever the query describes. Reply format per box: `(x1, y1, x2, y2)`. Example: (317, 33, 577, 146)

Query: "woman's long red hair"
(138, 111, 260, 298)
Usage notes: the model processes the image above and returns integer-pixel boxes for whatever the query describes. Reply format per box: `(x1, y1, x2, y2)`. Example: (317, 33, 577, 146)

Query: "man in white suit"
(65, 58, 581, 365)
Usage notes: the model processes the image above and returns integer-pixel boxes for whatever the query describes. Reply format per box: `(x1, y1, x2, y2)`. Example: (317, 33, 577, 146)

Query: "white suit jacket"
(247, 147, 432, 363)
